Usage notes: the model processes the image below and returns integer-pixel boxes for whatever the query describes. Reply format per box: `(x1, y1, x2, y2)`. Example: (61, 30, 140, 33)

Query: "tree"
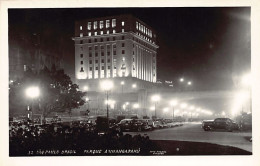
(9, 66, 86, 119)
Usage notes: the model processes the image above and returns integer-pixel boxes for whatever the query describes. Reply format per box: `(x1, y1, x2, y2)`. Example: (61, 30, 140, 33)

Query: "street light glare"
(133, 103, 139, 109)
(188, 81, 192, 85)
(242, 73, 251, 86)
(132, 84, 137, 88)
(180, 78, 184, 82)
(101, 80, 113, 91)
(25, 87, 40, 98)
(170, 100, 178, 106)
(86, 97, 90, 101)
(83, 86, 88, 91)
(121, 81, 125, 85)
(181, 103, 187, 108)
(163, 107, 169, 112)
(151, 95, 161, 102)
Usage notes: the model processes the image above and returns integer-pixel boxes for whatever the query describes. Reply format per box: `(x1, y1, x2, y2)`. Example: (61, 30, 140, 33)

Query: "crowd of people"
(9, 121, 155, 156)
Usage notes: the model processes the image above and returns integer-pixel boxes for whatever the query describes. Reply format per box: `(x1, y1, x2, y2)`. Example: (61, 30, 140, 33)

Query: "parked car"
(202, 118, 238, 132)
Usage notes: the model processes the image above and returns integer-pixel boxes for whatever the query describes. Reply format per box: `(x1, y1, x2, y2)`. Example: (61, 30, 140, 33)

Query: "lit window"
(112, 19, 116, 28)
(107, 72, 111, 78)
(94, 21, 97, 30)
(107, 30, 109, 34)
(95, 72, 98, 78)
(89, 74, 93, 79)
(106, 20, 110, 28)
(122, 21, 125, 26)
(24, 65, 27, 71)
(80, 33, 83, 37)
(136, 22, 138, 29)
(100, 31, 103, 35)
(80, 26, 82, 30)
(100, 21, 104, 29)
(88, 22, 91, 30)
(88, 32, 91, 36)
(139, 23, 141, 30)
(94, 32, 97, 36)
(101, 71, 105, 78)
(122, 29, 124, 32)
(113, 69, 116, 77)
(113, 30, 116, 34)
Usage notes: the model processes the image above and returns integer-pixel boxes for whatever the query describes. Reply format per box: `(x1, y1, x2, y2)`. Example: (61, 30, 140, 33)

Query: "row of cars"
(93, 117, 184, 133)
(111, 118, 183, 132)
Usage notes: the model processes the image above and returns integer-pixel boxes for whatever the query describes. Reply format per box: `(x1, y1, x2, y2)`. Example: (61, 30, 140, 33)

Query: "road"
(125, 122, 252, 152)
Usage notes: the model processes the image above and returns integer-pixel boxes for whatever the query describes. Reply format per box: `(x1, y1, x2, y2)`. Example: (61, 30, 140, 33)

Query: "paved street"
(126, 122, 252, 152)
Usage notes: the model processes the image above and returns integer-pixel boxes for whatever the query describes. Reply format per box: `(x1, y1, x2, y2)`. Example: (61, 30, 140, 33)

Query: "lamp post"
(151, 95, 161, 118)
(133, 103, 139, 116)
(120, 81, 124, 93)
(163, 107, 169, 118)
(101, 80, 113, 130)
(170, 100, 178, 120)
(25, 86, 40, 126)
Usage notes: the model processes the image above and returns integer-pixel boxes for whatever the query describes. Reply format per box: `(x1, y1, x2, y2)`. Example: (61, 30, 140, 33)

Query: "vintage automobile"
(202, 118, 239, 132)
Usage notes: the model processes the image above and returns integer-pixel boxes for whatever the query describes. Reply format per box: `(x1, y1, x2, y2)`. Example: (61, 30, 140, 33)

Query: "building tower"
(73, 14, 159, 92)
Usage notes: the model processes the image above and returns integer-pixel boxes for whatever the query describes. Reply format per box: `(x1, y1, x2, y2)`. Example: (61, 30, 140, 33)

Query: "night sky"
(8, 7, 251, 91)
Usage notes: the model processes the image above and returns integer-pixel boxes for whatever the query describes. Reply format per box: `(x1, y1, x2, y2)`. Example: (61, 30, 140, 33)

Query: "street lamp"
(187, 81, 192, 85)
(83, 86, 89, 91)
(170, 100, 178, 119)
(133, 103, 139, 116)
(151, 94, 161, 118)
(100, 80, 113, 130)
(120, 81, 124, 93)
(132, 84, 137, 88)
(180, 78, 184, 82)
(25, 86, 40, 125)
(163, 107, 169, 118)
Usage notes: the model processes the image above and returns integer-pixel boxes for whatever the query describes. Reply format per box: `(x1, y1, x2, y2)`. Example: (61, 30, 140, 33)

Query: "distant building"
(9, 34, 63, 82)
(73, 14, 159, 92)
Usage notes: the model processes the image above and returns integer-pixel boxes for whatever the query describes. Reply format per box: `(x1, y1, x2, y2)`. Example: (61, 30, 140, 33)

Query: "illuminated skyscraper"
(73, 14, 159, 92)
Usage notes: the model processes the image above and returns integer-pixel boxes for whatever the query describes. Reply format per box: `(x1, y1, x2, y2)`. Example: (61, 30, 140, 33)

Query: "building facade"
(73, 14, 159, 92)
(9, 34, 63, 82)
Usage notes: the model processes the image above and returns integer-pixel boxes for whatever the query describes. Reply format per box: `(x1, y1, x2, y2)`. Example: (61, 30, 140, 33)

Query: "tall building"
(9, 33, 63, 82)
(73, 14, 159, 92)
